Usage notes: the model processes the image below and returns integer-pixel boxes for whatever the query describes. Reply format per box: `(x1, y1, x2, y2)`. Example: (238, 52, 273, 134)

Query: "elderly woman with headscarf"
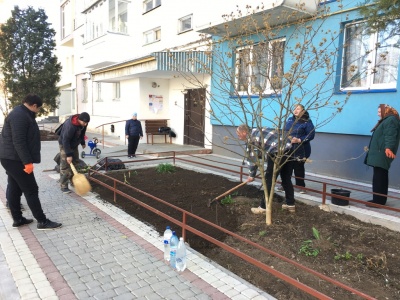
(364, 104, 400, 206)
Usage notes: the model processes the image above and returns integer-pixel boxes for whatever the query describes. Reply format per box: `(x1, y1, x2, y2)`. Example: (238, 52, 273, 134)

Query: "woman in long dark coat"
(365, 104, 400, 205)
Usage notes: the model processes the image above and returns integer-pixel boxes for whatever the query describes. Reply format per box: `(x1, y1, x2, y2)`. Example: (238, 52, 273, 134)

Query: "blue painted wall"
(208, 1, 400, 187)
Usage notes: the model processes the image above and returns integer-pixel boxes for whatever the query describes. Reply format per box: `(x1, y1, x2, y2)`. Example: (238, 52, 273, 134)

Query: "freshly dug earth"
(90, 167, 400, 300)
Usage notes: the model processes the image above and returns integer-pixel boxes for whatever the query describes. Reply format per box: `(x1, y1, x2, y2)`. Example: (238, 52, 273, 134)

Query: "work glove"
(385, 148, 396, 159)
(23, 163, 34, 174)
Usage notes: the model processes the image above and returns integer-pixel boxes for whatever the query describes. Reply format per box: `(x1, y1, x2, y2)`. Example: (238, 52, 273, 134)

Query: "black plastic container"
(330, 189, 351, 206)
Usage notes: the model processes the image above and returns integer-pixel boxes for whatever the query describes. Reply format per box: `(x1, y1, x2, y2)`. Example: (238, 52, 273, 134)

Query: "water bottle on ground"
(169, 231, 179, 269)
(163, 226, 173, 261)
(176, 237, 187, 272)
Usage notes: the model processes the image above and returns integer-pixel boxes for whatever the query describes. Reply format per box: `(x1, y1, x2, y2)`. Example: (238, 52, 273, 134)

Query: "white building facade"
(58, 0, 214, 147)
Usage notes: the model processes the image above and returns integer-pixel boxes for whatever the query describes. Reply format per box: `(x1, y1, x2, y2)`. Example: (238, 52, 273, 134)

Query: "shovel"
(70, 162, 92, 196)
(207, 181, 247, 207)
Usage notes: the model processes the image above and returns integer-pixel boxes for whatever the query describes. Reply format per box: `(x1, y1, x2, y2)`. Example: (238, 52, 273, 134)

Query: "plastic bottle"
(163, 226, 173, 261)
(169, 231, 179, 269)
(176, 237, 187, 272)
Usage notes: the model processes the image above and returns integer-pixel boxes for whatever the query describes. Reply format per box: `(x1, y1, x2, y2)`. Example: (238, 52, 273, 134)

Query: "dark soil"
(40, 130, 59, 141)
(89, 167, 400, 300)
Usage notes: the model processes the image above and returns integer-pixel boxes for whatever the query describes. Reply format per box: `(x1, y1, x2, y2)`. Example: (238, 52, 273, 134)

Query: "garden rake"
(207, 181, 247, 207)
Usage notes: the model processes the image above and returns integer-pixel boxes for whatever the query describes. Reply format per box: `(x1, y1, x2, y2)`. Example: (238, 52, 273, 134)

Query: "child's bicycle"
(81, 137, 101, 159)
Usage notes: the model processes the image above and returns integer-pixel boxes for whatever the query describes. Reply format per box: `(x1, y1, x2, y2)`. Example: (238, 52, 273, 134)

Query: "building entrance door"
(184, 88, 205, 147)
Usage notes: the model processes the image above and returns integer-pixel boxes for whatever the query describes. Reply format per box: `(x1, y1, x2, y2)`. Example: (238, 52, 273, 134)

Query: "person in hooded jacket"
(58, 112, 90, 193)
(0, 94, 62, 229)
(364, 104, 400, 206)
(284, 104, 315, 194)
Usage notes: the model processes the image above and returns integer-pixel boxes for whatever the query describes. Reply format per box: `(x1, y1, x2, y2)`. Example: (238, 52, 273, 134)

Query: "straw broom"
(70, 162, 91, 196)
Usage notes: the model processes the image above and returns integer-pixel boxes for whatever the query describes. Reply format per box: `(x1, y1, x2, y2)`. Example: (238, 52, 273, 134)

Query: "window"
(82, 79, 88, 102)
(61, 0, 72, 39)
(341, 20, 400, 90)
(236, 39, 285, 95)
(143, 27, 161, 44)
(85, 1, 107, 42)
(109, 0, 128, 34)
(113, 82, 120, 100)
(144, 0, 161, 13)
(96, 83, 102, 101)
(178, 15, 192, 33)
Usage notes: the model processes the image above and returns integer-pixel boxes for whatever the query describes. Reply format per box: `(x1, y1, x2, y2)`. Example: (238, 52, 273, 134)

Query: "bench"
(144, 119, 172, 145)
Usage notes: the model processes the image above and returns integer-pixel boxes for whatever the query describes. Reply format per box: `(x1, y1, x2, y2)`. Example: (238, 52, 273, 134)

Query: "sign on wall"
(149, 95, 163, 114)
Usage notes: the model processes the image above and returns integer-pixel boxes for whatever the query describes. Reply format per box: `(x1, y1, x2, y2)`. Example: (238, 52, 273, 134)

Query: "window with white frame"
(109, 0, 128, 34)
(85, 1, 107, 42)
(143, 27, 161, 45)
(61, 0, 72, 40)
(82, 79, 88, 102)
(143, 0, 161, 13)
(178, 15, 192, 33)
(96, 82, 102, 101)
(113, 82, 121, 100)
(341, 20, 400, 90)
(236, 39, 285, 95)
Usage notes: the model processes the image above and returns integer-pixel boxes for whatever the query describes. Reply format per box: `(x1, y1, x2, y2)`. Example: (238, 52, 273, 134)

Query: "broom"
(70, 162, 92, 196)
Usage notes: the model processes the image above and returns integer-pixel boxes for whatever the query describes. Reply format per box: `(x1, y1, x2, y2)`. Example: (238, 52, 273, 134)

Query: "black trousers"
(127, 136, 140, 156)
(372, 166, 388, 205)
(260, 155, 295, 208)
(293, 160, 306, 187)
(1, 159, 47, 222)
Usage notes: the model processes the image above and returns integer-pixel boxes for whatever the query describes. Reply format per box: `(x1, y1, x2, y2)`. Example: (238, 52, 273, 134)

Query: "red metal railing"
(87, 152, 393, 299)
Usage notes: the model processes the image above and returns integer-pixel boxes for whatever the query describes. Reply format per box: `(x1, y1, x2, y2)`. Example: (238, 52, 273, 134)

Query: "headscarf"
(371, 104, 400, 132)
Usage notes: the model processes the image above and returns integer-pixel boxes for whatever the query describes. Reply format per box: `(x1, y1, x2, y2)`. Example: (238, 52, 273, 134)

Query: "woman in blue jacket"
(284, 104, 315, 193)
(364, 104, 400, 206)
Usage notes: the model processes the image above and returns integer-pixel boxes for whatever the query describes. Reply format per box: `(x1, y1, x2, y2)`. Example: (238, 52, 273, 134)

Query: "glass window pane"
(341, 23, 370, 88)
(237, 48, 250, 92)
(374, 20, 400, 85)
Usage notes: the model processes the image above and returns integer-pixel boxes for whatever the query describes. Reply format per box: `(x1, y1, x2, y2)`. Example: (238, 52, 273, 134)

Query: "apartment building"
(59, 0, 213, 147)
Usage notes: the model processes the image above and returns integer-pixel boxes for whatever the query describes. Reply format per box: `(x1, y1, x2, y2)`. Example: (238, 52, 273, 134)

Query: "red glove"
(23, 163, 34, 174)
(385, 148, 396, 159)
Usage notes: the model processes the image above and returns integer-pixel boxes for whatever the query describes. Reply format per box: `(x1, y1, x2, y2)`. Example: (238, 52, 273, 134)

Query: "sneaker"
(282, 204, 296, 213)
(128, 155, 133, 158)
(251, 207, 266, 214)
(61, 187, 71, 194)
(299, 190, 307, 194)
(37, 219, 62, 230)
(12, 217, 33, 228)
(275, 186, 284, 192)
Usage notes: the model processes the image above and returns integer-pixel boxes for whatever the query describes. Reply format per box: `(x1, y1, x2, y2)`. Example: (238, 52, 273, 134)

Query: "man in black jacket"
(58, 112, 90, 193)
(125, 112, 143, 158)
(0, 94, 62, 230)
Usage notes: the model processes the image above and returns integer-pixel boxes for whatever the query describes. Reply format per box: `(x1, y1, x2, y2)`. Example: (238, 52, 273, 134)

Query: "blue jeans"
(1, 159, 47, 222)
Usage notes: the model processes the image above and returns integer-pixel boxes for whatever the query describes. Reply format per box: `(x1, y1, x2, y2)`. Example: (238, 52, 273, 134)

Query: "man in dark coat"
(125, 112, 143, 158)
(58, 112, 90, 193)
(0, 94, 62, 229)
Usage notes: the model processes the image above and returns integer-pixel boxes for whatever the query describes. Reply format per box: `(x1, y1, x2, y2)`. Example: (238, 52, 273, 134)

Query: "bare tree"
(171, 2, 352, 224)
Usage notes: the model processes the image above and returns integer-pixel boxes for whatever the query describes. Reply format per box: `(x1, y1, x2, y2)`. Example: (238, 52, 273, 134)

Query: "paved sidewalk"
(0, 139, 275, 300)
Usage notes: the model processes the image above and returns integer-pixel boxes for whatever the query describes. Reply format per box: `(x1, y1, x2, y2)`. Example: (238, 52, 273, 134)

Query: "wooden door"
(184, 88, 205, 147)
